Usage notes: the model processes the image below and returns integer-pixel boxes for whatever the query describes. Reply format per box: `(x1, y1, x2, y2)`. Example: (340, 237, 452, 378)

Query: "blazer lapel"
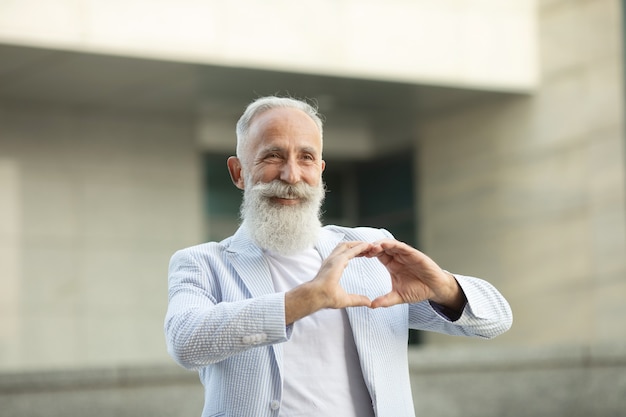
(315, 227, 372, 296)
(225, 226, 284, 381)
(316, 228, 379, 403)
(225, 226, 377, 396)
(314, 227, 344, 260)
(225, 226, 275, 298)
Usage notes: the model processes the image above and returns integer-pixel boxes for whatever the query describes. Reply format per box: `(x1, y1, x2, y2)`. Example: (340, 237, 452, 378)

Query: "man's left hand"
(365, 239, 466, 311)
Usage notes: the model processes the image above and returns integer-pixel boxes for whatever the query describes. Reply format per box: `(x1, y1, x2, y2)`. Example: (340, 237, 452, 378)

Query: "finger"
(338, 241, 372, 258)
(378, 239, 412, 254)
(364, 241, 403, 258)
(361, 244, 382, 258)
(335, 241, 362, 251)
(345, 294, 372, 308)
(373, 250, 394, 266)
(371, 240, 414, 261)
(370, 292, 403, 308)
(378, 241, 431, 266)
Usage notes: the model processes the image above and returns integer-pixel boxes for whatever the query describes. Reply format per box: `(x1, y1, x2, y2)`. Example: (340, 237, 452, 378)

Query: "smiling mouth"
(270, 196, 301, 205)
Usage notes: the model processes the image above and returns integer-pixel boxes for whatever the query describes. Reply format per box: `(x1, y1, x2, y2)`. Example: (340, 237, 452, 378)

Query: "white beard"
(240, 179, 325, 255)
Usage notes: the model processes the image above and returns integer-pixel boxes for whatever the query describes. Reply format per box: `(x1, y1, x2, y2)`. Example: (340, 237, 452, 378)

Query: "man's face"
(229, 106, 327, 254)
(241, 107, 325, 199)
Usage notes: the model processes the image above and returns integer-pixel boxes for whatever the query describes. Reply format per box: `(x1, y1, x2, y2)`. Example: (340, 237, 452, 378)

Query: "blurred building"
(0, 0, 624, 416)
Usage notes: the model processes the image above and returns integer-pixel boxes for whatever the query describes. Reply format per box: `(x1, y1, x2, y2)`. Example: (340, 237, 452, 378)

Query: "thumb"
(370, 292, 402, 309)
(345, 294, 372, 308)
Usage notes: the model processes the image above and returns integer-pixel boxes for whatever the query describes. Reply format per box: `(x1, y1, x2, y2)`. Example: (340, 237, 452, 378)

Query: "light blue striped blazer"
(165, 225, 512, 417)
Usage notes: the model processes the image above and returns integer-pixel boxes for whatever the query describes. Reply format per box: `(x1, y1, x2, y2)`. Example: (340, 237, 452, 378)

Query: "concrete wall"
(0, 102, 203, 371)
(0, 365, 204, 417)
(0, 0, 537, 91)
(416, 0, 626, 348)
(409, 345, 626, 417)
(1, 346, 624, 417)
(1, 0, 625, 415)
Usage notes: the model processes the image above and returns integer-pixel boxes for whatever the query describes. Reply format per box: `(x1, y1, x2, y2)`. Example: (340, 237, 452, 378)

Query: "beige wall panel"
(592, 276, 626, 343)
(0, 104, 203, 371)
(417, 0, 626, 348)
(540, 0, 622, 78)
(0, 159, 21, 366)
(0, 0, 537, 91)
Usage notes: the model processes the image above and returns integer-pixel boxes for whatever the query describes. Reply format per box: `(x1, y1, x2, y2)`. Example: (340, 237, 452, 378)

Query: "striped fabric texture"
(165, 226, 512, 417)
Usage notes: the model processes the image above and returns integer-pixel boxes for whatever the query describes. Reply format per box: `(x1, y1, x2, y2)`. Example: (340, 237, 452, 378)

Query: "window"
(204, 153, 241, 241)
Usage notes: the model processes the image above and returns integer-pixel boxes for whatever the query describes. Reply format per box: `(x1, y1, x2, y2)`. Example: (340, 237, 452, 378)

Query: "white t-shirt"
(264, 247, 375, 417)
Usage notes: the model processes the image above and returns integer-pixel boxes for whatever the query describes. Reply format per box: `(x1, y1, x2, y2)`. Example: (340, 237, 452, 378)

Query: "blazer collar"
(314, 226, 345, 259)
(227, 224, 346, 258)
(226, 224, 258, 255)
(225, 225, 272, 298)
(225, 225, 346, 298)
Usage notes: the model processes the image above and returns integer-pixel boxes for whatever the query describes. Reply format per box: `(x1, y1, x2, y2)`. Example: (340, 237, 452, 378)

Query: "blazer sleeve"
(408, 273, 513, 339)
(337, 225, 512, 339)
(164, 248, 290, 370)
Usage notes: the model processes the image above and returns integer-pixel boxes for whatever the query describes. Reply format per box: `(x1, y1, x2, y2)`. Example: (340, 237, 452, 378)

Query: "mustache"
(251, 180, 325, 200)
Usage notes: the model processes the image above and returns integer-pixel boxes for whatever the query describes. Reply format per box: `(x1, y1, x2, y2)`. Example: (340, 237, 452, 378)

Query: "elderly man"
(165, 96, 512, 417)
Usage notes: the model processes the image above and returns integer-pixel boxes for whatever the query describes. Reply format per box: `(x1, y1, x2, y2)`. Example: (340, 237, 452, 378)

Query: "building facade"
(0, 0, 624, 415)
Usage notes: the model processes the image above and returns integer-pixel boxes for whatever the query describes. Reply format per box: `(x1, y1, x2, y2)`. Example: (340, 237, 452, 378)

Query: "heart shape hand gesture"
(285, 239, 466, 325)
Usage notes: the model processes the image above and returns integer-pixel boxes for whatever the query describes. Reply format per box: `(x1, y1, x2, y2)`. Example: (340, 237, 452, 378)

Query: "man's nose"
(280, 159, 302, 184)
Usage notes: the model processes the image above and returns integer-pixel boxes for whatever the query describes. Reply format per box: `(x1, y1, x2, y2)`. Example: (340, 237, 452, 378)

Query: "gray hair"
(235, 96, 324, 163)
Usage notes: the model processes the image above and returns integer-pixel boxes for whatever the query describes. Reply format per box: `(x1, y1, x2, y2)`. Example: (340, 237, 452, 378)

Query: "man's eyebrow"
(259, 146, 284, 154)
(299, 146, 319, 155)
(257, 145, 319, 155)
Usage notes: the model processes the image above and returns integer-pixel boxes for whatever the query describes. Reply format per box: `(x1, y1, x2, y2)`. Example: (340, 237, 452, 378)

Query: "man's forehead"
(250, 107, 318, 129)
(247, 108, 322, 148)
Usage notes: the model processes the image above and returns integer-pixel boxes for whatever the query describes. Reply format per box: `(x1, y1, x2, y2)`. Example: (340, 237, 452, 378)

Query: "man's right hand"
(284, 241, 372, 325)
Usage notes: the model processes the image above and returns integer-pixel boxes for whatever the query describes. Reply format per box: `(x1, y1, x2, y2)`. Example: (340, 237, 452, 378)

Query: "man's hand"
(285, 241, 373, 325)
(366, 239, 466, 311)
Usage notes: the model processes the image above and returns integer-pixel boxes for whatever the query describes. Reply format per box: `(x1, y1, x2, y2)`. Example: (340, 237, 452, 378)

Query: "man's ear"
(227, 157, 245, 190)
